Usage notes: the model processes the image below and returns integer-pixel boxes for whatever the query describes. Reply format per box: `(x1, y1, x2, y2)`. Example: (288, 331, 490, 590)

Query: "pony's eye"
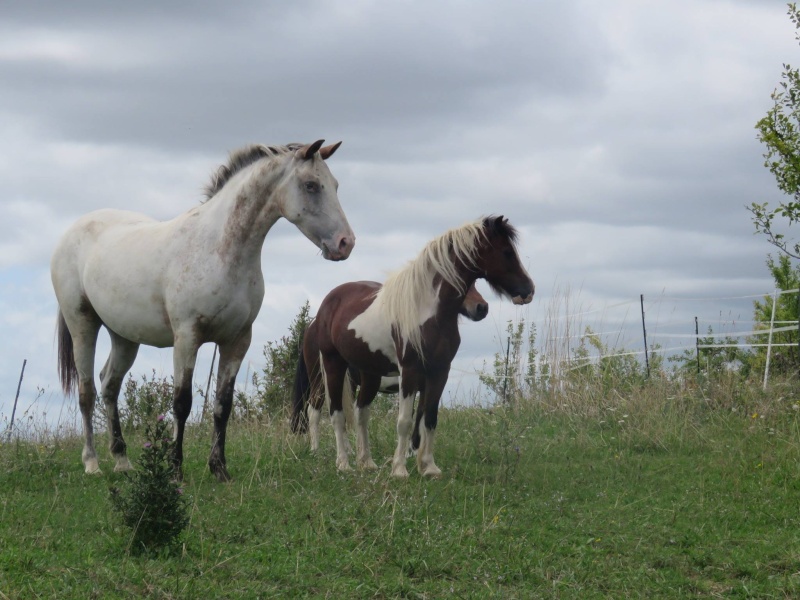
(304, 181, 320, 193)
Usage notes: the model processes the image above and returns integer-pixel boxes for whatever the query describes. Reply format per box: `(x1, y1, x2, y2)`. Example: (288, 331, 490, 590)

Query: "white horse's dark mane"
(203, 143, 303, 201)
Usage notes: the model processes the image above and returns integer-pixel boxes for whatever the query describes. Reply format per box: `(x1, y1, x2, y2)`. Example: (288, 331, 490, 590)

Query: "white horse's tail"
(56, 309, 78, 396)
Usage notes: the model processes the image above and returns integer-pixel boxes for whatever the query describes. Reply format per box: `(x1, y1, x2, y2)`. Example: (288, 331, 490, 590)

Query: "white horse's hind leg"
(100, 332, 140, 472)
(69, 319, 102, 474)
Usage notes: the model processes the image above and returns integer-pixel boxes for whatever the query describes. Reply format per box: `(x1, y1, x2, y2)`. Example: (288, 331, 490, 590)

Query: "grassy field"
(2, 382, 800, 599)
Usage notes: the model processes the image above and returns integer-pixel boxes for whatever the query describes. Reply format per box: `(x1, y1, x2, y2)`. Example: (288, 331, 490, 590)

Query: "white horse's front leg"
(391, 392, 415, 478)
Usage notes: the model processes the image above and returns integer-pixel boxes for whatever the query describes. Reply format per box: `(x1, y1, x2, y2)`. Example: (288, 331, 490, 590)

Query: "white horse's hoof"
(358, 459, 378, 471)
(336, 459, 353, 472)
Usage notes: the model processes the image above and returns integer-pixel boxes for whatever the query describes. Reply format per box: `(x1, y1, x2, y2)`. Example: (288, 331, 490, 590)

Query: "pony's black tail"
(57, 309, 78, 396)
(291, 333, 310, 434)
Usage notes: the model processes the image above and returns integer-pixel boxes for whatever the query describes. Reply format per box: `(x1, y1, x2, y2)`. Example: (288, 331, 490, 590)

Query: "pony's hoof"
(84, 459, 102, 475)
(113, 457, 133, 472)
(420, 465, 442, 478)
(391, 465, 409, 478)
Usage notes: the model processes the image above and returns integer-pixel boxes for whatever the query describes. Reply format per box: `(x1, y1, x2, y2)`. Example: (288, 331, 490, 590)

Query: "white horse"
(51, 140, 355, 482)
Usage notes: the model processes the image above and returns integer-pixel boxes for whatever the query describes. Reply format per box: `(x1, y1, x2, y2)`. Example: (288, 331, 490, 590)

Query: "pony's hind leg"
(320, 351, 351, 471)
(208, 330, 251, 482)
(355, 373, 381, 470)
(99, 332, 140, 472)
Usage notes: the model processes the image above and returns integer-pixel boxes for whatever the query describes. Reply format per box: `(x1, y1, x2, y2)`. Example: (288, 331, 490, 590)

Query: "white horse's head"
(279, 140, 355, 261)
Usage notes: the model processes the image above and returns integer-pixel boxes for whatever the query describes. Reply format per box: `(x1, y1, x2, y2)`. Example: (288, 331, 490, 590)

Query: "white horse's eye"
(305, 181, 320, 193)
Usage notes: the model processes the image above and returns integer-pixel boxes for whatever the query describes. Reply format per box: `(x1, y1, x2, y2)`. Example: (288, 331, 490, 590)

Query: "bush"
(109, 415, 189, 555)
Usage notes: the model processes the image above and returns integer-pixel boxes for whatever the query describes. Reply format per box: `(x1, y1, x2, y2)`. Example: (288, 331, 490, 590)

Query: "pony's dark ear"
(488, 215, 505, 233)
(296, 139, 325, 160)
(319, 141, 342, 160)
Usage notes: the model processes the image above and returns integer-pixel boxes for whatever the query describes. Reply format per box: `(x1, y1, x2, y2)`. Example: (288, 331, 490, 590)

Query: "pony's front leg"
(391, 370, 419, 478)
(320, 352, 351, 471)
(416, 371, 448, 478)
(99, 332, 140, 472)
(208, 331, 251, 482)
(171, 333, 201, 480)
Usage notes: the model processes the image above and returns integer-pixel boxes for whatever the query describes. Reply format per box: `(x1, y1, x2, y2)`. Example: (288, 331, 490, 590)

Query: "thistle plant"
(109, 415, 189, 554)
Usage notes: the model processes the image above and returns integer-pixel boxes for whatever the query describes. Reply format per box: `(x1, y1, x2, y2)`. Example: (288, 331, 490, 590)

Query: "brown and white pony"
(51, 141, 354, 482)
(291, 281, 490, 447)
(292, 216, 533, 477)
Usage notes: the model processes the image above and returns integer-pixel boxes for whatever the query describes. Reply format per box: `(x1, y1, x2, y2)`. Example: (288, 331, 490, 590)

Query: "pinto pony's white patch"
(347, 300, 398, 367)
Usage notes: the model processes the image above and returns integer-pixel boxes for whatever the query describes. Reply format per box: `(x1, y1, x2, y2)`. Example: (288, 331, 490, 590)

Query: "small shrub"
(109, 415, 189, 555)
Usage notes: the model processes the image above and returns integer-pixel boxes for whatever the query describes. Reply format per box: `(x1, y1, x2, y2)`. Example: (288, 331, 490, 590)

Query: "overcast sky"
(0, 0, 795, 431)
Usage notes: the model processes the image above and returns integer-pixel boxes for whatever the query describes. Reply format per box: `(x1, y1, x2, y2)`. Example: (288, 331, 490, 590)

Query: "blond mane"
(376, 218, 488, 357)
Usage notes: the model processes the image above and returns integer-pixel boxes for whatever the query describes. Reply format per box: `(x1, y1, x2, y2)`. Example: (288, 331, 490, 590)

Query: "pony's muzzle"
(511, 285, 535, 306)
(474, 303, 488, 320)
(321, 233, 355, 261)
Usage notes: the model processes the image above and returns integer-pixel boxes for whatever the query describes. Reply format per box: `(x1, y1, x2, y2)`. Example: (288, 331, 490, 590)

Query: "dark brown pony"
(291, 282, 490, 447)
(292, 216, 533, 477)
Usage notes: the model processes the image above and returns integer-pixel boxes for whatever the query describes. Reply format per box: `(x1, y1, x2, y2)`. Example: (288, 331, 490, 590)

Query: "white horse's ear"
(296, 140, 325, 160)
(319, 141, 342, 160)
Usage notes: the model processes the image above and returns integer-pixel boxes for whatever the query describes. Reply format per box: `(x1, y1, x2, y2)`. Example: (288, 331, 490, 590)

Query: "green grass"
(2, 389, 800, 598)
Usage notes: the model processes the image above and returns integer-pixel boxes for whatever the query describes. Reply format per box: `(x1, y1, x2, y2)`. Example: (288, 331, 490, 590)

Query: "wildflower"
(143, 442, 152, 449)
(157, 414, 165, 422)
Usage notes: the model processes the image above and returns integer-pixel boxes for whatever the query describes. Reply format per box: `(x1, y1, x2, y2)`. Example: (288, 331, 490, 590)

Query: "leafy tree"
(252, 301, 312, 413)
(750, 3, 800, 258)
